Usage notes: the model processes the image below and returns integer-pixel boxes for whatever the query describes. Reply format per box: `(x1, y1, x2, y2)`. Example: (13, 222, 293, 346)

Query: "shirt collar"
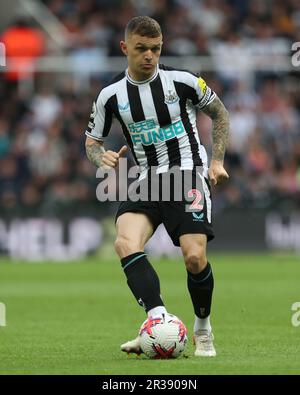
(125, 65, 159, 85)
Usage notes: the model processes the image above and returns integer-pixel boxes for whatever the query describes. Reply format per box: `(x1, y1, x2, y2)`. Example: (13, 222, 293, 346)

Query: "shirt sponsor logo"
(128, 119, 185, 146)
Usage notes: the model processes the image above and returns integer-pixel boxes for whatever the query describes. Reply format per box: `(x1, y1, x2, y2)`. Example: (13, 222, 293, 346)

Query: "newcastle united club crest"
(164, 90, 179, 105)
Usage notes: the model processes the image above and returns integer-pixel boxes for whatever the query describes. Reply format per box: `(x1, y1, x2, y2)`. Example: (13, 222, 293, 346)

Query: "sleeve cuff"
(85, 131, 105, 141)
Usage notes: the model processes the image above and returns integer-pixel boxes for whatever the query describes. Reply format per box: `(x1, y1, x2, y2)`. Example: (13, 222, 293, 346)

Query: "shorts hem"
(115, 208, 161, 232)
(171, 230, 215, 247)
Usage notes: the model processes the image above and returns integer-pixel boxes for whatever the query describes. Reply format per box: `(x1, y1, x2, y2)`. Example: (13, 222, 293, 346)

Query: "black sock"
(121, 252, 164, 313)
(187, 262, 214, 319)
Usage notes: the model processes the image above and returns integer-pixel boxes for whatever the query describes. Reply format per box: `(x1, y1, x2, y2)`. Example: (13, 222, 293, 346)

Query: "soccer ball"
(139, 313, 188, 359)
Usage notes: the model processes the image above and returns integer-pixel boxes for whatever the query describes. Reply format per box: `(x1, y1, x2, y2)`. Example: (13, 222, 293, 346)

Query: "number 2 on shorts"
(187, 189, 203, 210)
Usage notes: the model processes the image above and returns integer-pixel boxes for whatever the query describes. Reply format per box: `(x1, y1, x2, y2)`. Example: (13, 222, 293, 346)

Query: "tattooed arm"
(85, 136, 127, 169)
(201, 95, 230, 185)
(85, 137, 105, 168)
(202, 95, 229, 162)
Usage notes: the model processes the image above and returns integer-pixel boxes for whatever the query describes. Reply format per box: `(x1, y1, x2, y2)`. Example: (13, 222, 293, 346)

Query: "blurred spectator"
(31, 85, 62, 127)
(0, 119, 11, 158)
(187, 0, 226, 36)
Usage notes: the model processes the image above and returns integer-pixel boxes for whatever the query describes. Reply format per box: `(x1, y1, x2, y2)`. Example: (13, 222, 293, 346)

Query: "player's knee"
(114, 236, 141, 258)
(184, 250, 207, 274)
(114, 236, 130, 257)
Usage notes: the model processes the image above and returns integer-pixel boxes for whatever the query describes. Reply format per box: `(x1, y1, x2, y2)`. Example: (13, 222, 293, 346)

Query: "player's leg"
(161, 169, 216, 356)
(115, 212, 153, 258)
(115, 212, 165, 313)
(179, 233, 216, 357)
(115, 212, 167, 353)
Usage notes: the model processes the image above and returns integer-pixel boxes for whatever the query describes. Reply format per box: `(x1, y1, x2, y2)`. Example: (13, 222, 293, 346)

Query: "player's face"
(120, 34, 163, 81)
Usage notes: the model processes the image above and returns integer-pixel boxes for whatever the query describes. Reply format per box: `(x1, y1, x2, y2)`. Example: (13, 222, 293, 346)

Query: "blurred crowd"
(0, 0, 300, 216)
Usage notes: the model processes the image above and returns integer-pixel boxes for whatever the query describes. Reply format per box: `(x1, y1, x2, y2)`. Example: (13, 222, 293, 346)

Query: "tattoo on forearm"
(202, 96, 229, 161)
(86, 142, 105, 168)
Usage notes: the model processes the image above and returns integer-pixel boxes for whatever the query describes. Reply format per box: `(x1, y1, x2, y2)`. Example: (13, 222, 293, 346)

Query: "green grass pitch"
(0, 253, 300, 375)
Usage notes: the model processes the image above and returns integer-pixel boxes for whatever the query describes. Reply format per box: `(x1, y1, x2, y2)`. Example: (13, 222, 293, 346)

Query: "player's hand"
(101, 145, 128, 169)
(208, 159, 229, 186)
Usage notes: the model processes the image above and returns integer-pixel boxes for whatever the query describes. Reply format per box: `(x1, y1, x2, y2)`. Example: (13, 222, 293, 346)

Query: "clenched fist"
(208, 159, 229, 186)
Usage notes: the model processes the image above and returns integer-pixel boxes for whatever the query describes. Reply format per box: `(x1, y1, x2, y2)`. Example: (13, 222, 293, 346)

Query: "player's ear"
(120, 41, 128, 56)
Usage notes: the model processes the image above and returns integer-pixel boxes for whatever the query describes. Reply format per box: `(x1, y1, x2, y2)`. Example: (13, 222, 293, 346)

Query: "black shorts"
(115, 168, 214, 247)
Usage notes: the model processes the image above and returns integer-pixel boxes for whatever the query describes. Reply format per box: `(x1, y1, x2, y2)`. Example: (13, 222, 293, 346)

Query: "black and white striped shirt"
(85, 64, 216, 179)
